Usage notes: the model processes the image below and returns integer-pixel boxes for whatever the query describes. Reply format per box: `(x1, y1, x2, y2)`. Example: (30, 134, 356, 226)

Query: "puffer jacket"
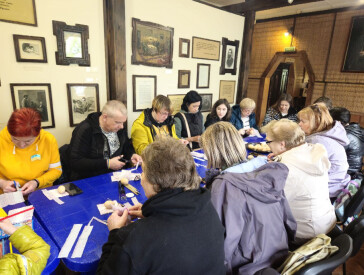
(0, 225, 50, 275)
(230, 105, 257, 131)
(345, 123, 364, 174)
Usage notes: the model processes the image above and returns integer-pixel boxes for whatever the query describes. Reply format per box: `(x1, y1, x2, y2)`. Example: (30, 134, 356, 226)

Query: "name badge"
(31, 154, 41, 161)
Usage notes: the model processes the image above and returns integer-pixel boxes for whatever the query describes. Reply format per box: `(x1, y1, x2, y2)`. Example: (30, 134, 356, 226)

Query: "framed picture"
(67, 84, 100, 127)
(179, 38, 190, 58)
(133, 75, 157, 112)
(10, 83, 55, 128)
(219, 80, 236, 103)
(192, 37, 220, 61)
(342, 16, 364, 72)
(196, 63, 210, 89)
(52, 20, 90, 66)
(132, 18, 174, 68)
(167, 94, 185, 115)
(0, 0, 37, 26)
(220, 38, 239, 75)
(13, 35, 47, 63)
(200, 94, 213, 112)
(178, 70, 190, 88)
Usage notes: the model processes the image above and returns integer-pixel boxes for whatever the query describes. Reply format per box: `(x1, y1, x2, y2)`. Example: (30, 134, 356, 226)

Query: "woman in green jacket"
(0, 217, 50, 275)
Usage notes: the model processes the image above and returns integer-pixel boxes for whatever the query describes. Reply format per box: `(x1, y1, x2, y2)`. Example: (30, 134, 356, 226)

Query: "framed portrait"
(219, 80, 236, 103)
(67, 84, 100, 127)
(133, 75, 157, 112)
(0, 0, 37, 26)
(342, 16, 364, 72)
(10, 83, 55, 128)
(200, 94, 213, 112)
(220, 38, 239, 75)
(192, 37, 220, 61)
(196, 63, 211, 89)
(132, 18, 174, 68)
(13, 35, 47, 63)
(52, 20, 90, 66)
(167, 94, 185, 115)
(178, 70, 190, 88)
(179, 38, 190, 58)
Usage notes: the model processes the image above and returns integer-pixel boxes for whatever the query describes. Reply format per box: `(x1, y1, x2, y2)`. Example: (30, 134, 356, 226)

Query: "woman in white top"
(261, 119, 336, 244)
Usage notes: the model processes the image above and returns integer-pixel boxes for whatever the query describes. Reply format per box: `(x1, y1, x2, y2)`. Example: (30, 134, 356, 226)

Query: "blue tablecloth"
(2, 203, 60, 274)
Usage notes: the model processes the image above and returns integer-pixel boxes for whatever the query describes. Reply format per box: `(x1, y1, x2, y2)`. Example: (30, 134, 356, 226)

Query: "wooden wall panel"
(247, 79, 260, 104)
(311, 82, 325, 104)
(325, 83, 364, 113)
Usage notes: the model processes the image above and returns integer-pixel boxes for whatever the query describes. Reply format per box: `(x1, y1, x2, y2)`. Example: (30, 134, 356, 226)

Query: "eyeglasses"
(158, 111, 170, 116)
(265, 140, 274, 144)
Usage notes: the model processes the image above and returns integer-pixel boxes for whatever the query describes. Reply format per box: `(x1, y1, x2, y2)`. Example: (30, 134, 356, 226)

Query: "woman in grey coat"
(200, 122, 297, 275)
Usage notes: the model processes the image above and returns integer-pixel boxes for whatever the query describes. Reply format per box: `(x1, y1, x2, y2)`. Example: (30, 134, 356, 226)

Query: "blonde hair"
(261, 119, 305, 150)
(200, 121, 247, 169)
(297, 103, 333, 135)
(239, 98, 256, 110)
(141, 136, 200, 192)
(152, 95, 173, 114)
(102, 100, 127, 117)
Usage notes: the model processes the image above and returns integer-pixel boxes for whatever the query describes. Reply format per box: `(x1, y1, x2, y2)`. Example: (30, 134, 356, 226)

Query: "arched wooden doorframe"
(256, 50, 315, 125)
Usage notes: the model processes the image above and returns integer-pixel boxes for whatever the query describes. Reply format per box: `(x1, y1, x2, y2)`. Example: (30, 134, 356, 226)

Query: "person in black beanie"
(174, 90, 205, 150)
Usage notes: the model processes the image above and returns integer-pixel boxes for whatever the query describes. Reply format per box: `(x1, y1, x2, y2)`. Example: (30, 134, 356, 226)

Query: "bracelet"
(34, 179, 40, 188)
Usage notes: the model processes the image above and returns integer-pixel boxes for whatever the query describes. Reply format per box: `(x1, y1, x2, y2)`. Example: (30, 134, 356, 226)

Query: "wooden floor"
(333, 244, 364, 275)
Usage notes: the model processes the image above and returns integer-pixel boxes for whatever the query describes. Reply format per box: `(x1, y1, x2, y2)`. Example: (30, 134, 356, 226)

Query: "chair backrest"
(344, 178, 364, 220)
(344, 215, 364, 257)
(294, 234, 353, 275)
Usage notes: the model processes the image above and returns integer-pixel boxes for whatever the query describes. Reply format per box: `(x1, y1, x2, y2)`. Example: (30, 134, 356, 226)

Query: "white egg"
(57, 185, 66, 194)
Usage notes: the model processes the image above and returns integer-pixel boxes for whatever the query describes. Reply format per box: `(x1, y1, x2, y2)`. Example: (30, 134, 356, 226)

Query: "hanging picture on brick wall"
(220, 38, 239, 75)
(342, 16, 364, 72)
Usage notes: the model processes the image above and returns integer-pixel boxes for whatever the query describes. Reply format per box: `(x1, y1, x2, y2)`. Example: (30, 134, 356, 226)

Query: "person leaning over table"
(131, 95, 188, 155)
(200, 122, 296, 275)
(0, 108, 61, 195)
(298, 103, 351, 199)
(174, 90, 205, 150)
(230, 98, 258, 136)
(97, 137, 225, 275)
(68, 100, 142, 181)
(262, 93, 298, 126)
(0, 214, 50, 274)
(261, 119, 336, 245)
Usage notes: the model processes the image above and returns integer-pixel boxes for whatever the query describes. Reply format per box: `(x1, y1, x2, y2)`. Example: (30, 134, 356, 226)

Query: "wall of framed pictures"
(0, 0, 108, 146)
(125, 0, 244, 130)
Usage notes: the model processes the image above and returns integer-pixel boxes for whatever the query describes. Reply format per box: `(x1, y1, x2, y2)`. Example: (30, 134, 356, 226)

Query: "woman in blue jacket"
(230, 98, 258, 136)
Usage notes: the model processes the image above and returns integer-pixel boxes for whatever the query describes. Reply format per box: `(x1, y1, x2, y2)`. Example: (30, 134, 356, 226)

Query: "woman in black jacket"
(97, 137, 225, 275)
(204, 98, 231, 128)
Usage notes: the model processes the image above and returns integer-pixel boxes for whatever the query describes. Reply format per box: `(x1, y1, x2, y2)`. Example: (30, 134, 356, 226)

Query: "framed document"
(178, 70, 190, 88)
(220, 38, 239, 75)
(192, 37, 220, 61)
(10, 83, 55, 128)
(196, 63, 211, 89)
(167, 94, 185, 115)
(0, 0, 37, 26)
(179, 38, 190, 58)
(67, 84, 100, 127)
(219, 80, 236, 104)
(200, 94, 213, 112)
(133, 75, 157, 111)
(13, 35, 47, 63)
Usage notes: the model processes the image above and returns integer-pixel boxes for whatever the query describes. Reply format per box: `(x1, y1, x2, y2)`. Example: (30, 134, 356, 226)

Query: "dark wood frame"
(52, 20, 90, 66)
(342, 16, 364, 73)
(66, 83, 100, 127)
(131, 18, 174, 68)
(13, 35, 47, 63)
(132, 75, 157, 111)
(220, 37, 239, 75)
(192, 36, 220, 61)
(178, 70, 190, 88)
(196, 63, 211, 89)
(10, 83, 55, 129)
(200, 94, 213, 112)
(0, 0, 37, 26)
(179, 38, 190, 58)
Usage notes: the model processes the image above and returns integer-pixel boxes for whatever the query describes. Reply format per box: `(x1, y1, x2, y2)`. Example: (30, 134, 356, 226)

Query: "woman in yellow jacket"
(0, 209, 50, 274)
(0, 108, 62, 195)
(131, 95, 188, 155)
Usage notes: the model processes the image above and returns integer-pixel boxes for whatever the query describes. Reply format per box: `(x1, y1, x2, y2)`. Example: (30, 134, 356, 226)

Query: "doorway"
(267, 63, 291, 109)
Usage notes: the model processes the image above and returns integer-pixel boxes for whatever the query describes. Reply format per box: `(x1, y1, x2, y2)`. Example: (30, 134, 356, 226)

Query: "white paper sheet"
(8, 205, 34, 224)
(131, 197, 139, 205)
(48, 189, 69, 198)
(111, 170, 141, 182)
(58, 224, 83, 258)
(42, 189, 64, 205)
(71, 225, 93, 258)
(0, 191, 24, 208)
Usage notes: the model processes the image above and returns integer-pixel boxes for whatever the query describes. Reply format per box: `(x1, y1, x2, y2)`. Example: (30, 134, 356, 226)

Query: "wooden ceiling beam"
(222, 0, 324, 14)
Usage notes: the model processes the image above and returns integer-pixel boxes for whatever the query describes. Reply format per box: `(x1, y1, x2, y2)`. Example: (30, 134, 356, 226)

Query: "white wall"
(0, 0, 244, 146)
(125, 0, 245, 132)
(0, 0, 107, 146)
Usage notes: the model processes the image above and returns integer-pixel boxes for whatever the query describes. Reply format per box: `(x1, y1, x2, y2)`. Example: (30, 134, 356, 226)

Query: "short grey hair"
(101, 100, 127, 117)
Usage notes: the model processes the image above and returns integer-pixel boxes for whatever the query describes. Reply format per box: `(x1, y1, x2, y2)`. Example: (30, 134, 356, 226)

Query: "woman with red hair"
(0, 108, 61, 195)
